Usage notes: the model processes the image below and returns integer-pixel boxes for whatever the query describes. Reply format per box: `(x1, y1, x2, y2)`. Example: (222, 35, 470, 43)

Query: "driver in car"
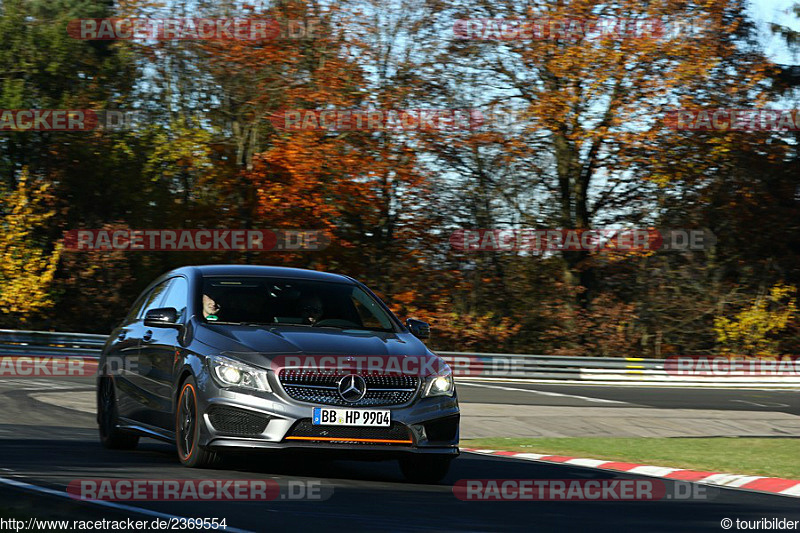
(202, 293, 221, 320)
(298, 294, 323, 324)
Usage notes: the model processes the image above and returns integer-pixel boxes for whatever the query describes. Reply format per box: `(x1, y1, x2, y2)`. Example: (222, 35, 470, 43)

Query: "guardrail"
(1, 330, 797, 388)
(438, 351, 657, 380)
(0, 329, 105, 358)
(437, 351, 800, 388)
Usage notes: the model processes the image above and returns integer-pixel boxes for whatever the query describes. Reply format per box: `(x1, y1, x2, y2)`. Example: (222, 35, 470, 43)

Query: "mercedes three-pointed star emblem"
(337, 374, 367, 402)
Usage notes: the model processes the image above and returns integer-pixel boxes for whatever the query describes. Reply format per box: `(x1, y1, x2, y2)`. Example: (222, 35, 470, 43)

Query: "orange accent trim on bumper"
(285, 436, 412, 444)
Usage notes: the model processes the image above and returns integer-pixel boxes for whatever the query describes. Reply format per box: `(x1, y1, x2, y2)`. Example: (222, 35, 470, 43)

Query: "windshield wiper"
(206, 321, 292, 327)
(239, 321, 313, 327)
(210, 321, 391, 332)
(312, 324, 393, 332)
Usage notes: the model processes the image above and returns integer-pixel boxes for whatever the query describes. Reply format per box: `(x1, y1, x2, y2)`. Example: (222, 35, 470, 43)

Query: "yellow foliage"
(714, 284, 797, 356)
(0, 170, 62, 322)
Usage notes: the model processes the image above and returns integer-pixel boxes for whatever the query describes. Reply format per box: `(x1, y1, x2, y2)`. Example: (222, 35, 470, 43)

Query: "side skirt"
(118, 417, 175, 443)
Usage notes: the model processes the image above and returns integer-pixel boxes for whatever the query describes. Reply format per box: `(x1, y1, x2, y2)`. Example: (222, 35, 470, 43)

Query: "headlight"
(422, 371, 454, 397)
(208, 355, 271, 392)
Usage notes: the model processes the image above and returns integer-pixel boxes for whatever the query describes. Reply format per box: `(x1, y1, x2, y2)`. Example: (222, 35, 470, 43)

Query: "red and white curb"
(463, 448, 800, 498)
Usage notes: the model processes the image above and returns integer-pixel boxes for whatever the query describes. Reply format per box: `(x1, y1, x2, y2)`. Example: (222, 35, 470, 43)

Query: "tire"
(97, 377, 139, 450)
(399, 455, 453, 484)
(175, 375, 219, 468)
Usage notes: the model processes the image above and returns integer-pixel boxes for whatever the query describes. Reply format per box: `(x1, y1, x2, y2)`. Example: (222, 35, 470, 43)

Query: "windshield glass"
(200, 276, 396, 332)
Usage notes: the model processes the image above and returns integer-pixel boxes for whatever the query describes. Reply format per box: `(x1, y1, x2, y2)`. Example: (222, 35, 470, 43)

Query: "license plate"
(312, 407, 391, 427)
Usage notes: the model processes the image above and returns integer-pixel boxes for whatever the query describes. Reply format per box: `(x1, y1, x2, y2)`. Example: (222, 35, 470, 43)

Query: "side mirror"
(405, 318, 430, 339)
(144, 307, 180, 328)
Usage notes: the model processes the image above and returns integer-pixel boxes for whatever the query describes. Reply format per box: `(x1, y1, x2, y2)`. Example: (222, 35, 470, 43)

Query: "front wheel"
(97, 377, 139, 450)
(175, 375, 219, 468)
(399, 455, 453, 484)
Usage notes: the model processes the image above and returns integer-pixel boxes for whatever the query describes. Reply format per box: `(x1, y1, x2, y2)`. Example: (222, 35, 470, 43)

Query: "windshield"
(200, 276, 397, 332)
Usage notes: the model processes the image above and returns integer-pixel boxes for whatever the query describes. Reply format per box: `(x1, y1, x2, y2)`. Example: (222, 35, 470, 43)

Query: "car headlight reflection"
(422, 371, 454, 397)
(218, 365, 242, 384)
(208, 355, 271, 392)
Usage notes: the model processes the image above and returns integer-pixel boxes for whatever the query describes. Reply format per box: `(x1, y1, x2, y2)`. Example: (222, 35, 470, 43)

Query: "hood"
(193, 323, 436, 368)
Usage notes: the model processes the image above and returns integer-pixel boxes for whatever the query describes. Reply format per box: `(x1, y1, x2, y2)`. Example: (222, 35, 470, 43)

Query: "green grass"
(462, 437, 800, 479)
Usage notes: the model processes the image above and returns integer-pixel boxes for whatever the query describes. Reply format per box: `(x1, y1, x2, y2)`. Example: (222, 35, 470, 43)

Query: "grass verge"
(462, 437, 800, 479)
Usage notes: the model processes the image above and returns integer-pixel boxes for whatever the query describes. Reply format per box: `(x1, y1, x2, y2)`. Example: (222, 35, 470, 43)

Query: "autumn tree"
(396, 0, 784, 353)
(714, 283, 797, 356)
(426, 0, 769, 279)
(0, 170, 61, 324)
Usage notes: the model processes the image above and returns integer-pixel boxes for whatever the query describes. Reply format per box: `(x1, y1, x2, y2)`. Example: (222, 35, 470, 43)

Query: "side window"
(138, 280, 170, 319)
(124, 290, 150, 323)
(160, 277, 189, 320)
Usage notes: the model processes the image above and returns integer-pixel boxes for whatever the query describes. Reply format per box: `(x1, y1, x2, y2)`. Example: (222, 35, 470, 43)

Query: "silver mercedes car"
(97, 265, 460, 483)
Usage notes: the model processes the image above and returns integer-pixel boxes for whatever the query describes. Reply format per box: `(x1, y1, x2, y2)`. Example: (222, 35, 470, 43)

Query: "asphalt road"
(0, 377, 798, 532)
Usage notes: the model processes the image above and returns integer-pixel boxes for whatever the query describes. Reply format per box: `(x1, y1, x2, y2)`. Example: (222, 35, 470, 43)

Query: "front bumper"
(194, 372, 460, 457)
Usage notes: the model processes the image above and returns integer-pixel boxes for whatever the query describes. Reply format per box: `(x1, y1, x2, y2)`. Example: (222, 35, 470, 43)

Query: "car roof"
(171, 264, 356, 284)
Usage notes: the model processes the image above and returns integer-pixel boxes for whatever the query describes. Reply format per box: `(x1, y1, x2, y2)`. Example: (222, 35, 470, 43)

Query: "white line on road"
(458, 382, 630, 404)
(0, 378, 86, 390)
(730, 400, 789, 408)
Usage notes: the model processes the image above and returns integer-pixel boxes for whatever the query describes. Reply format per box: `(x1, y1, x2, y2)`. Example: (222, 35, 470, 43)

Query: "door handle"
(117, 331, 127, 340)
(143, 330, 153, 342)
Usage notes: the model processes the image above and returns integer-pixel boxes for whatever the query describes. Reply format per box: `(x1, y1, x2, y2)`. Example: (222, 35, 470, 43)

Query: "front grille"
(279, 370, 419, 406)
(285, 419, 412, 444)
(207, 405, 271, 437)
